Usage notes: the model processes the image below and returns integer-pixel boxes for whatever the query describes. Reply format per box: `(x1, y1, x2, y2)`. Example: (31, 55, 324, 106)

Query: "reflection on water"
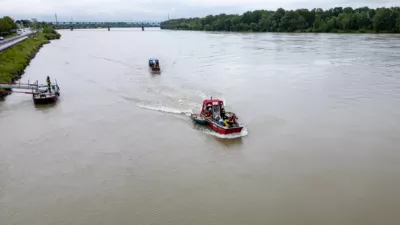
(34, 102, 58, 111)
(214, 137, 244, 147)
(0, 28, 400, 225)
(149, 70, 162, 76)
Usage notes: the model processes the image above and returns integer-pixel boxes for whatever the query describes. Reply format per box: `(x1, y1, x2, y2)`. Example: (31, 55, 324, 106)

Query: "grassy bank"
(42, 26, 61, 40)
(0, 29, 61, 99)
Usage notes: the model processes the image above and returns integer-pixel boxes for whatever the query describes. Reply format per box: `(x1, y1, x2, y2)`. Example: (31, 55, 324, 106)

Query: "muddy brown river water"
(1, 28, 400, 225)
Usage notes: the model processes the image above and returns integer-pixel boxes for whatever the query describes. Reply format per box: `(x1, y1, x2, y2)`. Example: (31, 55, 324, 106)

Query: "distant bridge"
(46, 22, 161, 30)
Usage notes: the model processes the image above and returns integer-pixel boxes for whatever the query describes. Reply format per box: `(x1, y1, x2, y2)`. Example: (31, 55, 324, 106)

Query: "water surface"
(1, 28, 400, 225)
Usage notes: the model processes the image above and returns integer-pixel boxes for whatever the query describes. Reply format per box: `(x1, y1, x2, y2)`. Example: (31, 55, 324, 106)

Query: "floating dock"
(0, 80, 60, 104)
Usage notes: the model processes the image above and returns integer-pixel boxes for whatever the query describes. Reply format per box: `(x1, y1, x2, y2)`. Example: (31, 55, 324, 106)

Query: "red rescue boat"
(190, 97, 243, 135)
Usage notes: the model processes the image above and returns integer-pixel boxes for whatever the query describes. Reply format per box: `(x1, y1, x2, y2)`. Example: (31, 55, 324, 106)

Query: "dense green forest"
(0, 16, 18, 36)
(161, 7, 400, 33)
(0, 16, 52, 37)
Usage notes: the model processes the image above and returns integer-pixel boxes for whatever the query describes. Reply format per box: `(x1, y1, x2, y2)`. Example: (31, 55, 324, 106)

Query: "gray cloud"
(0, 0, 398, 22)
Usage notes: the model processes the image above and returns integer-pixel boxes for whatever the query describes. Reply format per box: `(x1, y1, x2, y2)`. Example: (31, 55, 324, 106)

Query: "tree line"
(0, 16, 18, 36)
(15, 20, 33, 28)
(0, 17, 36, 37)
(161, 7, 400, 33)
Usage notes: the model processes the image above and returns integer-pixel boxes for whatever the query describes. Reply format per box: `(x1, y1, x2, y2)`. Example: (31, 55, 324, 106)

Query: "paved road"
(0, 30, 37, 52)
(0, 30, 28, 45)
(0, 37, 29, 52)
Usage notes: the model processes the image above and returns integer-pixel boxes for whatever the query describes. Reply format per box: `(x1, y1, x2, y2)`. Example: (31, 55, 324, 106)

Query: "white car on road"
(0, 37, 4, 41)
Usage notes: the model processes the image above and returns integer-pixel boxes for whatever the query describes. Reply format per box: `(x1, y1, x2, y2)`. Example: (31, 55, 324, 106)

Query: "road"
(0, 29, 36, 52)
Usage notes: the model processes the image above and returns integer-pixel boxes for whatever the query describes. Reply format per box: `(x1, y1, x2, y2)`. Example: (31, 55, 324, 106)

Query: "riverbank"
(161, 7, 400, 33)
(161, 26, 381, 34)
(0, 30, 61, 99)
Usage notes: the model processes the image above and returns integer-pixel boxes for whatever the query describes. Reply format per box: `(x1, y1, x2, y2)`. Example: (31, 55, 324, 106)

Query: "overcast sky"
(0, 0, 398, 22)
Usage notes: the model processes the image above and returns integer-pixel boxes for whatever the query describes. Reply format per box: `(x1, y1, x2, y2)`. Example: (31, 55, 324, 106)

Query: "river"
(1, 28, 400, 225)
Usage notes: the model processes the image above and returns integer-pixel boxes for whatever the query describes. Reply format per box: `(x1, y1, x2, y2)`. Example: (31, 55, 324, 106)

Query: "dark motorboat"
(0, 79, 60, 105)
(149, 58, 161, 71)
(32, 83, 60, 104)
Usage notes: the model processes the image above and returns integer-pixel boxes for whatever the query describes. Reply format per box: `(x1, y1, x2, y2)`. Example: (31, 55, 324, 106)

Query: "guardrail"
(1, 31, 37, 44)
(0, 31, 38, 52)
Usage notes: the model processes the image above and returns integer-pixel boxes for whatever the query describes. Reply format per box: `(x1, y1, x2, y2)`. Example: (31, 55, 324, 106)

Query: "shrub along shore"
(0, 27, 61, 99)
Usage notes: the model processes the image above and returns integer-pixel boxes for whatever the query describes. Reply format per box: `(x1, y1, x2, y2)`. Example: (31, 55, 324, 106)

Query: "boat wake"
(91, 55, 135, 69)
(136, 103, 193, 116)
(134, 99, 248, 139)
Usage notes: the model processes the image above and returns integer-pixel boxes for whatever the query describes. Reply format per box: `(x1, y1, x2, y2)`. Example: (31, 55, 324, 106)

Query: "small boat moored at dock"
(148, 58, 161, 71)
(191, 98, 243, 135)
(32, 83, 60, 104)
(0, 79, 60, 105)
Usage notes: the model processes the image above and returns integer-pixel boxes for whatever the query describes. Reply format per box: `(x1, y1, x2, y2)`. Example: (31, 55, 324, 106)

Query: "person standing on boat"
(221, 105, 226, 120)
(228, 113, 237, 125)
(46, 76, 51, 93)
(204, 104, 212, 117)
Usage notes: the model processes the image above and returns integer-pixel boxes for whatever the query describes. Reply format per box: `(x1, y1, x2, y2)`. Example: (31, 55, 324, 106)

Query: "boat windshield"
(212, 105, 221, 120)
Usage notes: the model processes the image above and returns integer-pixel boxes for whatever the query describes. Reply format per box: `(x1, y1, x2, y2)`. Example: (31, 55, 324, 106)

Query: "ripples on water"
(1, 29, 400, 225)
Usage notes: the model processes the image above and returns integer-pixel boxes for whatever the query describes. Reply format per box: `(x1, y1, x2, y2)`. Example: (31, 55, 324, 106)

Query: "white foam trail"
(136, 103, 193, 116)
(137, 102, 247, 138)
(179, 55, 192, 59)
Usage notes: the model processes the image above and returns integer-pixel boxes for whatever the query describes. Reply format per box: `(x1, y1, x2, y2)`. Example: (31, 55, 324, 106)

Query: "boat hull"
(190, 114, 208, 125)
(149, 67, 160, 71)
(207, 120, 243, 135)
(33, 93, 59, 104)
(194, 113, 243, 135)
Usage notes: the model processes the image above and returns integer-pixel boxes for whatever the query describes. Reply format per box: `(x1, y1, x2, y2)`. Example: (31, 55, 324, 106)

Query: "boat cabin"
(200, 98, 240, 130)
(149, 58, 160, 69)
(201, 99, 225, 120)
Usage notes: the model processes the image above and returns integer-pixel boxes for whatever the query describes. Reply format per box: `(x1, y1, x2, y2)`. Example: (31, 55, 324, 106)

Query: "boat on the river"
(32, 83, 60, 104)
(0, 79, 60, 105)
(148, 58, 160, 71)
(191, 98, 243, 135)
(190, 113, 208, 125)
